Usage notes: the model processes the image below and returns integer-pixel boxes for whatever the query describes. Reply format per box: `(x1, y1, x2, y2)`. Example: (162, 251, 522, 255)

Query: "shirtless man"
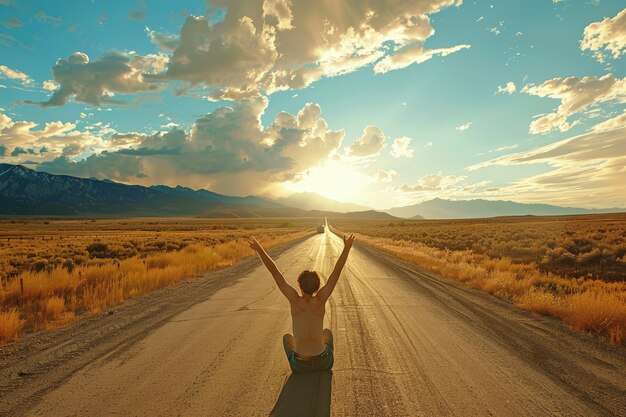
(248, 233, 355, 373)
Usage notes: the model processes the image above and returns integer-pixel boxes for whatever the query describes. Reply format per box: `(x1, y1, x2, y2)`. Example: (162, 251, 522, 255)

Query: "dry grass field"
(332, 213, 626, 345)
(0, 218, 318, 343)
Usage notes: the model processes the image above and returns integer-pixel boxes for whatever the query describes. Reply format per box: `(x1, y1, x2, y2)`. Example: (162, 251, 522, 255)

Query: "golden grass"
(0, 218, 317, 344)
(566, 292, 626, 346)
(331, 213, 626, 281)
(335, 230, 626, 346)
(0, 308, 25, 342)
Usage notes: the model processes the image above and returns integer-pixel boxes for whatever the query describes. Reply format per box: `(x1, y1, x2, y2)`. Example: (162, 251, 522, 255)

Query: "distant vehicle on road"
(316, 225, 325, 233)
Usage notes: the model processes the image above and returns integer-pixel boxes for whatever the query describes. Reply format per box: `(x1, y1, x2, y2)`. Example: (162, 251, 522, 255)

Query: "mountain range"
(149, 185, 281, 208)
(1, 164, 622, 219)
(0, 164, 393, 219)
(385, 197, 625, 219)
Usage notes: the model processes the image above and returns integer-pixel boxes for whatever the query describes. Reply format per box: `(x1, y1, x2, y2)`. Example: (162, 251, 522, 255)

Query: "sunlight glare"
(285, 160, 373, 202)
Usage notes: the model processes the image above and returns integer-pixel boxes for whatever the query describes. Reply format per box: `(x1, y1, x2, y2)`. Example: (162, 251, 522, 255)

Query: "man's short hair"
(298, 270, 320, 295)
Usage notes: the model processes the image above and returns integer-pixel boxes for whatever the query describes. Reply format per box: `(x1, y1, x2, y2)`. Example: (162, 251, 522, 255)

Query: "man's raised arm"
(248, 236, 299, 301)
(316, 234, 355, 302)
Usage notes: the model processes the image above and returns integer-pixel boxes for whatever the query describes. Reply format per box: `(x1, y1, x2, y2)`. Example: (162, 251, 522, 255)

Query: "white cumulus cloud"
(390, 136, 414, 158)
(11, 99, 346, 196)
(347, 125, 386, 157)
(496, 81, 516, 95)
(580, 8, 626, 62)
(39, 0, 469, 104)
(21, 51, 167, 107)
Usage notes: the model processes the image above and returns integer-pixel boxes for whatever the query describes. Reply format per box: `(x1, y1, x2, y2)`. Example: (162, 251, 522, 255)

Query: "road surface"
(1, 228, 624, 416)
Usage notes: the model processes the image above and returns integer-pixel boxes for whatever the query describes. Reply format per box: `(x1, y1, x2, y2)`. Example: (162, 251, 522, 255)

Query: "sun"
(285, 160, 373, 202)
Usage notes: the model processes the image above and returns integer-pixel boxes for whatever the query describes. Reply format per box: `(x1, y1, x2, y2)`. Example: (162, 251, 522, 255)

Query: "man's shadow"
(269, 371, 333, 417)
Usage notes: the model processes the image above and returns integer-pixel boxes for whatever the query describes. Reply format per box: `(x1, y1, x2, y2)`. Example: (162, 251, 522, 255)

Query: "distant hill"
(150, 185, 281, 208)
(385, 198, 625, 219)
(200, 205, 396, 220)
(276, 192, 372, 213)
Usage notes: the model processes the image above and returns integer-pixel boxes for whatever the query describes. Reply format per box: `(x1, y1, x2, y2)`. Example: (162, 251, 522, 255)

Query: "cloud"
(592, 109, 626, 132)
(375, 169, 397, 182)
(145, 27, 179, 51)
(2, 17, 22, 28)
(35, 11, 62, 26)
(9, 99, 345, 195)
(373, 43, 470, 74)
(491, 144, 518, 153)
(467, 123, 626, 207)
(468, 124, 625, 170)
(32, 1, 471, 105)
(455, 122, 472, 132)
(347, 125, 386, 157)
(140, 0, 468, 100)
(522, 74, 625, 134)
(580, 8, 626, 62)
(424, 141, 432, 148)
(129, 10, 146, 21)
(11, 147, 28, 157)
(42, 80, 58, 91)
(20, 51, 167, 107)
(0, 112, 118, 165)
(390, 136, 414, 158)
(0, 31, 31, 48)
(391, 172, 491, 203)
(0, 65, 32, 85)
(496, 81, 516, 94)
(129, 0, 147, 21)
(394, 173, 466, 192)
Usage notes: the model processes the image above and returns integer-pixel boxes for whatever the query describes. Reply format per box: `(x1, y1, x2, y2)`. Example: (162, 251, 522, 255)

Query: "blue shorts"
(286, 343, 334, 373)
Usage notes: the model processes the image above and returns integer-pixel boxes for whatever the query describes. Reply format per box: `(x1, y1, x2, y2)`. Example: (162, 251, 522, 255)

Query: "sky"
(0, 0, 624, 210)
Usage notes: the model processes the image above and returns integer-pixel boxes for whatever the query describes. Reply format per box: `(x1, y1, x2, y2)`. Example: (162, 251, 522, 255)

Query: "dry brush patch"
(332, 214, 626, 281)
(0, 218, 317, 343)
(331, 214, 626, 346)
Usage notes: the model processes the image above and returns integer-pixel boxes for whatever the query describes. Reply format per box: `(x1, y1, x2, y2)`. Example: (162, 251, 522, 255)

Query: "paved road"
(3, 229, 625, 416)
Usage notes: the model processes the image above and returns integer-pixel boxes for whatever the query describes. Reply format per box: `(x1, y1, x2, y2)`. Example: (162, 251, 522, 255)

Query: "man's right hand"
(248, 236, 262, 252)
(343, 234, 355, 250)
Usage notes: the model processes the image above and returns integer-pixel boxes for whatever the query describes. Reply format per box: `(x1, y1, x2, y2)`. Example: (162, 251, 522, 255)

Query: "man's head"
(297, 270, 320, 295)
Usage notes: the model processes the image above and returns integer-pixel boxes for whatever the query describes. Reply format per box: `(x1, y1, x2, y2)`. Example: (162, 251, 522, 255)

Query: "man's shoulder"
(290, 296, 324, 309)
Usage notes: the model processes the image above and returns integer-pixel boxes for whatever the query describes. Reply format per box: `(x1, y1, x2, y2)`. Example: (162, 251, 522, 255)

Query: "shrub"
(86, 242, 110, 258)
(566, 292, 626, 340)
(0, 309, 25, 343)
(32, 258, 50, 272)
(44, 296, 65, 320)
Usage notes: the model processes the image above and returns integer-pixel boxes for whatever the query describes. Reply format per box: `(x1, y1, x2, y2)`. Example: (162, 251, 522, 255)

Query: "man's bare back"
(290, 293, 326, 356)
(249, 231, 355, 371)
